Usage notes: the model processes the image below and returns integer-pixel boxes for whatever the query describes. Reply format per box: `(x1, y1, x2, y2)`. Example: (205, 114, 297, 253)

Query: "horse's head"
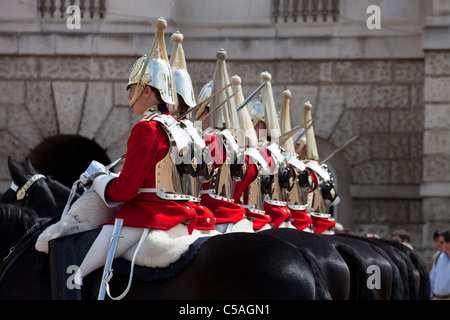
(1, 157, 60, 218)
(0, 157, 25, 204)
(24, 157, 74, 213)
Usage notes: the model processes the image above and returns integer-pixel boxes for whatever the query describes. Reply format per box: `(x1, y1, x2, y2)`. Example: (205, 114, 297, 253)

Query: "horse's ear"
(25, 157, 37, 175)
(8, 156, 27, 185)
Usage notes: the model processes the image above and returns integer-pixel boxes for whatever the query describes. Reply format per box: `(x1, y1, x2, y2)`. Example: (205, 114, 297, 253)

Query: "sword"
(98, 218, 123, 300)
(178, 83, 232, 120)
(198, 90, 240, 121)
(278, 117, 318, 147)
(236, 81, 267, 113)
(320, 135, 359, 164)
(106, 154, 126, 170)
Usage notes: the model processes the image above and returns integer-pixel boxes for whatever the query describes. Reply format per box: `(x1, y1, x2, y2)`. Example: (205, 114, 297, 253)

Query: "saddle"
(48, 228, 210, 299)
(34, 189, 214, 299)
(121, 224, 204, 268)
(35, 189, 204, 268)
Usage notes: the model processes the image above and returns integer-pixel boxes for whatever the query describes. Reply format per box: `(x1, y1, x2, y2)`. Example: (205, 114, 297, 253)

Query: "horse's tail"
(409, 251, 430, 300)
(299, 249, 332, 300)
(395, 249, 418, 300)
(369, 244, 406, 300)
(333, 242, 378, 300)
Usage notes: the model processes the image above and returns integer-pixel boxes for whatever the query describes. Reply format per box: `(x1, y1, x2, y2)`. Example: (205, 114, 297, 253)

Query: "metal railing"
(272, 0, 339, 23)
(37, 0, 339, 23)
(38, 0, 106, 19)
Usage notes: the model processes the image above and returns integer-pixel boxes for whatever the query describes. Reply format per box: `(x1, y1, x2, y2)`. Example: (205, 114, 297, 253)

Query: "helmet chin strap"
(129, 45, 152, 108)
(129, 74, 152, 108)
(129, 85, 143, 108)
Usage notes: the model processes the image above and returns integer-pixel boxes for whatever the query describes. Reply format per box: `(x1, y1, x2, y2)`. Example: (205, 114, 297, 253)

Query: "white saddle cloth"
(36, 190, 251, 268)
(35, 189, 117, 254)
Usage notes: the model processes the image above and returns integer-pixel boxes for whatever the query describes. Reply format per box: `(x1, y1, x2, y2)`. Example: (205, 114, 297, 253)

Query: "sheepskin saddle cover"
(114, 236, 210, 282)
(35, 189, 208, 268)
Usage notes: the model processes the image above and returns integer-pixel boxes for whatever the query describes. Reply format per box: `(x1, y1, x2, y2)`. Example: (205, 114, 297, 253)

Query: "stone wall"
(421, 50, 450, 258)
(333, 59, 425, 244)
(0, 55, 138, 189)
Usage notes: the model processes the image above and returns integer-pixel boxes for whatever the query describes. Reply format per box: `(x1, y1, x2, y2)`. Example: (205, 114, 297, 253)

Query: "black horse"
(372, 237, 430, 299)
(0, 157, 74, 218)
(3, 158, 357, 300)
(0, 206, 54, 299)
(331, 233, 430, 300)
(0, 157, 430, 300)
(328, 234, 397, 299)
(260, 228, 379, 300)
(0, 218, 327, 299)
(0, 203, 45, 256)
(0, 158, 332, 299)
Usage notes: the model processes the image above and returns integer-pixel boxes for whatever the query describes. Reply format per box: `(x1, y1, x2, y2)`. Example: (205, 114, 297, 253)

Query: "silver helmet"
(170, 31, 196, 109)
(128, 17, 177, 107)
(247, 96, 265, 127)
(195, 80, 213, 120)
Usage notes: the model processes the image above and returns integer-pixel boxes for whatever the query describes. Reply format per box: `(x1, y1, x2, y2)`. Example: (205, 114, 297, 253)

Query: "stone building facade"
(0, 0, 449, 260)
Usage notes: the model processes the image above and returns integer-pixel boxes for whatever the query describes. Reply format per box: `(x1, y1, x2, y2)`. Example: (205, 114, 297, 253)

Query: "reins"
(0, 213, 61, 283)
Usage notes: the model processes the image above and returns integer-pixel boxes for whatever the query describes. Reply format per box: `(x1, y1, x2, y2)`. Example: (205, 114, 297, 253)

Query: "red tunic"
(259, 148, 275, 172)
(199, 194, 246, 224)
(103, 114, 197, 233)
(263, 201, 291, 228)
(245, 208, 272, 230)
(311, 214, 335, 234)
(306, 167, 319, 191)
(203, 134, 225, 169)
(189, 201, 215, 230)
(232, 155, 258, 203)
(232, 155, 271, 230)
(290, 207, 313, 231)
(200, 134, 224, 191)
(199, 133, 246, 224)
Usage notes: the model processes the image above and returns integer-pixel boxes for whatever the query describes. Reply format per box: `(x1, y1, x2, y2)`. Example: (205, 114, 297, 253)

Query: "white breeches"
(77, 224, 145, 279)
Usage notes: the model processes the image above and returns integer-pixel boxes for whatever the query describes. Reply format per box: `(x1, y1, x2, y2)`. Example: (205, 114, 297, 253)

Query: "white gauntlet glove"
(80, 160, 109, 185)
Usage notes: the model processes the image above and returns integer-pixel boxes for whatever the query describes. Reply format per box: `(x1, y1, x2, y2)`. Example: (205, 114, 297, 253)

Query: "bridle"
(9, 174, 46, 201)
(0, 173, 55, 283)
(0, 213, 60, 283)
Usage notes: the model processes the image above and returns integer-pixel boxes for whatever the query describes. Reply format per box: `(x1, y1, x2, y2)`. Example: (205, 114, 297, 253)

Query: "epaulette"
(140, 111, 160, 122)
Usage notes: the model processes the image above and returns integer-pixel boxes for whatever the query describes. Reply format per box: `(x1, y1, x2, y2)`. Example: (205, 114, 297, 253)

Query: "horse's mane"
(0, 188, 16, 203)
(0, 204, 42, 255)
(0, 204, 38, 232)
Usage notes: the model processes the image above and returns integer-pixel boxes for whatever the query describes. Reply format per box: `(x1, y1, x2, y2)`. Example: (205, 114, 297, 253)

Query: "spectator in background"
(430, 230, 450, 300)
(429, 230, 444, 273)
(390, 229, 413, 250)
